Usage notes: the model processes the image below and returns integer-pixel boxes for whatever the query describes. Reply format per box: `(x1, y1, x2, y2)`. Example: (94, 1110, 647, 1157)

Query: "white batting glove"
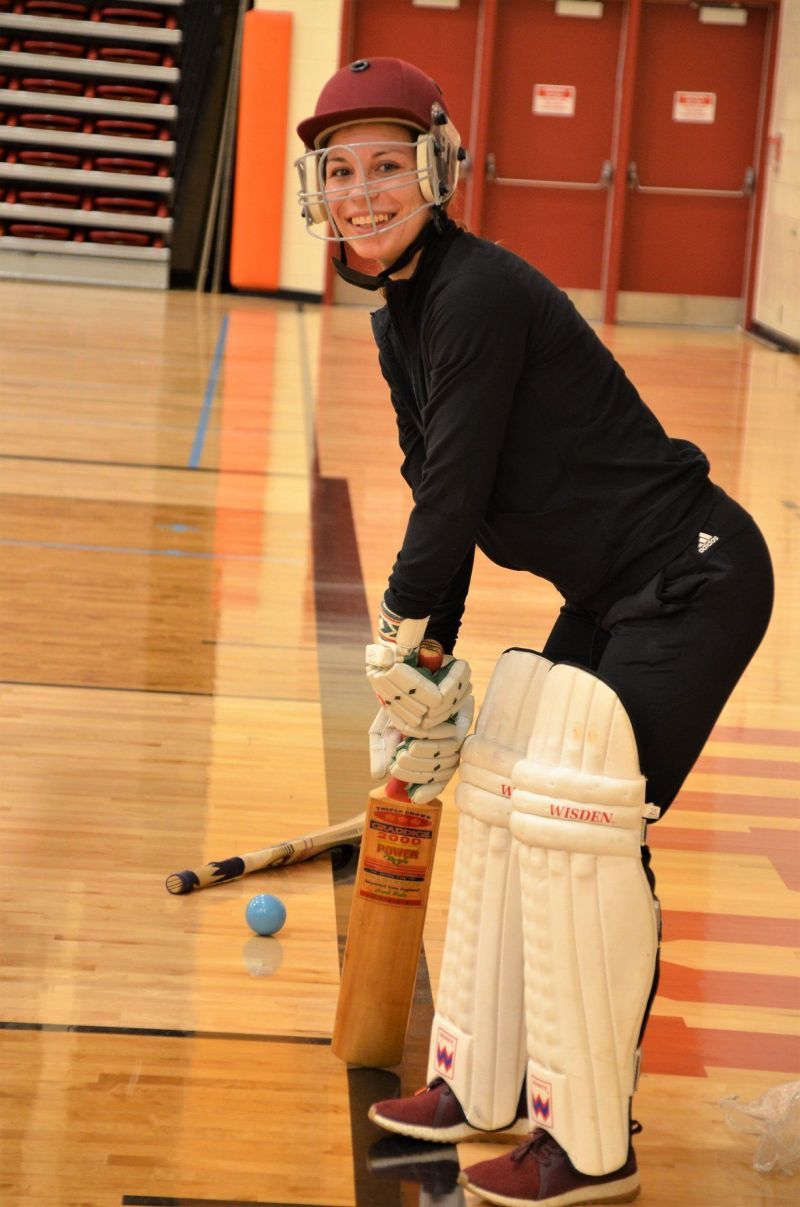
(366, 645, 473, 737)
(388, 696, 474, 803)
(368, 696, 474, 804)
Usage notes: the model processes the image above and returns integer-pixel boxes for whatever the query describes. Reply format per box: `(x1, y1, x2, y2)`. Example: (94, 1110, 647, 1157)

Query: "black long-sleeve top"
(371, 219, 714, 652)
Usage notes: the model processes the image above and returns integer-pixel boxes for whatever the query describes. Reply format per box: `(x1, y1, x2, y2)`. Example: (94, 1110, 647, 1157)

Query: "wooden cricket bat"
(332, 640, 444, 1068)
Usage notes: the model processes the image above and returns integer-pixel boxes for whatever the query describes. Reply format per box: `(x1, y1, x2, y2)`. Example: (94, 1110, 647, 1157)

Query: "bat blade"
(165, 812, 366, 894)
(331, 786, 442, 1068)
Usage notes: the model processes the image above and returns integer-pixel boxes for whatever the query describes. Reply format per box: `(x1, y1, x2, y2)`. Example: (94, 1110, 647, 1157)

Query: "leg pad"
(512, 663, 659, 1174)
(428, 649, 551, 1131)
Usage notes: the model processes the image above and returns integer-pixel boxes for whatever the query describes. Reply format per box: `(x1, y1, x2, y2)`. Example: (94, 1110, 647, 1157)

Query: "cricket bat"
(331, 640, 444, 1068)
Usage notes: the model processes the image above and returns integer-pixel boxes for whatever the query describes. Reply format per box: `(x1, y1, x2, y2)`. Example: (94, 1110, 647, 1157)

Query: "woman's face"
(322, 122, 430, 269)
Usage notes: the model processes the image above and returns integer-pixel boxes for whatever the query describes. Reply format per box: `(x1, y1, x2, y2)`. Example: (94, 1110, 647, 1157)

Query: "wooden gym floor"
(0, 279, 797, 1207)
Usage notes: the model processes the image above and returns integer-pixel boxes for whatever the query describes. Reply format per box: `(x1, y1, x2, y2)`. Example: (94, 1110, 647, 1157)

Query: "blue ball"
(245, 893, 287, 936)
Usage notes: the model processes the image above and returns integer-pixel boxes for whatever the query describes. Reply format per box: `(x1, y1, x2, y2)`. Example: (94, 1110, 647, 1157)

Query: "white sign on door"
(673, 91, 717, 124)
(533, 84, 577, 117)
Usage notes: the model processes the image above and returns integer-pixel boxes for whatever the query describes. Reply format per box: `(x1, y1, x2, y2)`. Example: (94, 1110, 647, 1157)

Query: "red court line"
(659, 961, 798, 1010)
(650, 826, 800, 890)
(693, 754, 800, 779)
(674, 790, 798, 818)
(711, 724, 800, 747)
(662, 910, 798, 946)
(644, 1015, 799, 1077)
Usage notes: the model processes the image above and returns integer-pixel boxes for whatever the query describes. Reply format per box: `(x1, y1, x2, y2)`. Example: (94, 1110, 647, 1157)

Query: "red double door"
(339, 0, 777, 324)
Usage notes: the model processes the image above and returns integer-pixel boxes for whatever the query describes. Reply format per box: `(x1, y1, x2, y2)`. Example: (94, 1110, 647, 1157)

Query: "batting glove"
(368, 696, 474, 804)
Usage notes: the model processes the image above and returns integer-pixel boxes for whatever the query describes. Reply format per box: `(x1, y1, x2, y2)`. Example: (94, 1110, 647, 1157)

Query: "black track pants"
(542, 486, 774, 815)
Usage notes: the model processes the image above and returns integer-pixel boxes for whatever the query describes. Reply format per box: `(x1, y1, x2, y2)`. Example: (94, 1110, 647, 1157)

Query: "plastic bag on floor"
(720, 1081, 800, 1175)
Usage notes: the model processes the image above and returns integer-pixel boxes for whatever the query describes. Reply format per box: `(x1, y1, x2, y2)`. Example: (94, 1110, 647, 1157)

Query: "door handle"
(486, 152, 613, 190)
(626, 161, 755, 198)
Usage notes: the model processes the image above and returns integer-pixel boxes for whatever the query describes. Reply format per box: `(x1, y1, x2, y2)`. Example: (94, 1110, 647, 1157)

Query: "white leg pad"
(428, 649, 551, 1131)
(511, 663, 659, 1175)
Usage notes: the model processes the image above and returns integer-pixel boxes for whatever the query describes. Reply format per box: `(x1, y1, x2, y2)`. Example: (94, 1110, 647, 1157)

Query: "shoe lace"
(511, 1129, 561, 1166)
(511, 1121, 643, 1166)
(415, 1078, 448, 1097)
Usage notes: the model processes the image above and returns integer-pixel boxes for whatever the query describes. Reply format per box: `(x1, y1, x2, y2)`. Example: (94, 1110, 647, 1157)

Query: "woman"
(296, 58, 773, 1207)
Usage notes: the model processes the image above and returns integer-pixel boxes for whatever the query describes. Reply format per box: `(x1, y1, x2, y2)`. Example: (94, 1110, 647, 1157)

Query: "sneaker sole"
(457, 1170, 640, 1207)
(367, 1104, 529, 1144)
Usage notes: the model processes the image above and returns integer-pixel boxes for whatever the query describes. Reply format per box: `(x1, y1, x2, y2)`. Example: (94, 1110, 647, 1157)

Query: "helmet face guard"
(295, 102, 462, 242)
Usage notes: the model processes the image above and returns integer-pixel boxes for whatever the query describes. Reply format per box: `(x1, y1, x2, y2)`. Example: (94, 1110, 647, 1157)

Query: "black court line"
(123, 1198, 320, 1206)
(311, 473, 440, 1207)
(0, 679, 316, 704)
(0, 1021, 330, 1044)
(0, 452, 304, 478)
(300, 291, 445, 1203)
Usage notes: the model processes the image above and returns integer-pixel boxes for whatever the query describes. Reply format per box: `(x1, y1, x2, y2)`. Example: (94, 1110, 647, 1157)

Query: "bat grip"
(385, 638, 443, 801)
(166, 870, 197, 895)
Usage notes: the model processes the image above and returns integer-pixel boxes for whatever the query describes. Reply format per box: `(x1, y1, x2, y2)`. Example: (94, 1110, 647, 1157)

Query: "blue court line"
(0, 537, 302, 565)
(188, 313, 229, 469)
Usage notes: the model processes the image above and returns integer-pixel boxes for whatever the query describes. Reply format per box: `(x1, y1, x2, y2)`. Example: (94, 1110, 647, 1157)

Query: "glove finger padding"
(391, 745, 461, 778)
(367, 660, 442, 711)
(367, 657, 472, 735)
(405, 781, 446, 805)
(368, 707, 402, 780)
(388, 696, 475, 803)
(395, 734, 463, 761)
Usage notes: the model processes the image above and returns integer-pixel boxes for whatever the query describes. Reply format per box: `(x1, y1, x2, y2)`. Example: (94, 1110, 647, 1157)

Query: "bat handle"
(166, 870, 198, 895)
(384, 777, 411, 802)
(385, 638, 443, 801)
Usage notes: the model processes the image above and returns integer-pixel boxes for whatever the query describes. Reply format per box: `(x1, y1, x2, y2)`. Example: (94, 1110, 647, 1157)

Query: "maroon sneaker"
(368, 1078, 529, 1143)
(459, 1127, 641, 1206)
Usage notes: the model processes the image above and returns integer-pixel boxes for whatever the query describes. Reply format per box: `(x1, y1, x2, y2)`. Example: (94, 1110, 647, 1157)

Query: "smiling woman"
(319, 125, 430, 271)
(291, 52, 776, 1207)
(294, 56, 463, 290)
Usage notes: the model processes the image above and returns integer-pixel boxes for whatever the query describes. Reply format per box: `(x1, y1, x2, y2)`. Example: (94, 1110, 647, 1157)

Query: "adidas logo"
(697, 532, 718, 554)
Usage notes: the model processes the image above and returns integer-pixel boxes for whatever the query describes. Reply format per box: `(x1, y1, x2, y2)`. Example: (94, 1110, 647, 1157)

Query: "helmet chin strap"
(331, 211, 444, 291)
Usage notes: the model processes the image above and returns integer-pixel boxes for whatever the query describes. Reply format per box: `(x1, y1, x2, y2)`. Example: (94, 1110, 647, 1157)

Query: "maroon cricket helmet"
(297, 57, 450, 149)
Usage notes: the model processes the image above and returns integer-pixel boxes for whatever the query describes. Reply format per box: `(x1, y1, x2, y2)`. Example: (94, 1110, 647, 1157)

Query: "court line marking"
(188, 313, 229, 469)
(0, 451, 304, 477)
(0, 1020, 330, 1044)
(0, 679, 318, 703)
(0, 536, 301, 564)
(123, 1197, 322, 1206)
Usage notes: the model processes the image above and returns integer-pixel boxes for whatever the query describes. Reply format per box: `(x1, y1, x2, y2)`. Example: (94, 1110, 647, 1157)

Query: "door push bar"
(626, 162, 755, 198)
(485, 153, 614, 190)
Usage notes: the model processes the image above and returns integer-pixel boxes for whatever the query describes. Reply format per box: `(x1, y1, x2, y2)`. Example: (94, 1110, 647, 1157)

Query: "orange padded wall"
(230, 11, 292, 290)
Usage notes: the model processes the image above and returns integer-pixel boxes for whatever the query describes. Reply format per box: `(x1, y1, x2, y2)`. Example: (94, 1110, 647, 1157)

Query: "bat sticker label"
(359, 804, 437, 906)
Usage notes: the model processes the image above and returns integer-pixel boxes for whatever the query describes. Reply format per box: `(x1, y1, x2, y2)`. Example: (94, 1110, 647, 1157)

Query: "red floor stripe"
(659, 961, 798, 1010)
(650, 826, 800, 890)
(693, 754, 800, 779)
(711, 725, 800, 747)
(662, 910, 798, 946)
(644, 1015, 799, 1077)
(674, 790, 798, 818)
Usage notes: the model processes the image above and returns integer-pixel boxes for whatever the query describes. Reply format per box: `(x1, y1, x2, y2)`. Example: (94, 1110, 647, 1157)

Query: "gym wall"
(247, 0, 796, 340)
(753, 2, 800, 345)
(252, 0, 341, 296)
